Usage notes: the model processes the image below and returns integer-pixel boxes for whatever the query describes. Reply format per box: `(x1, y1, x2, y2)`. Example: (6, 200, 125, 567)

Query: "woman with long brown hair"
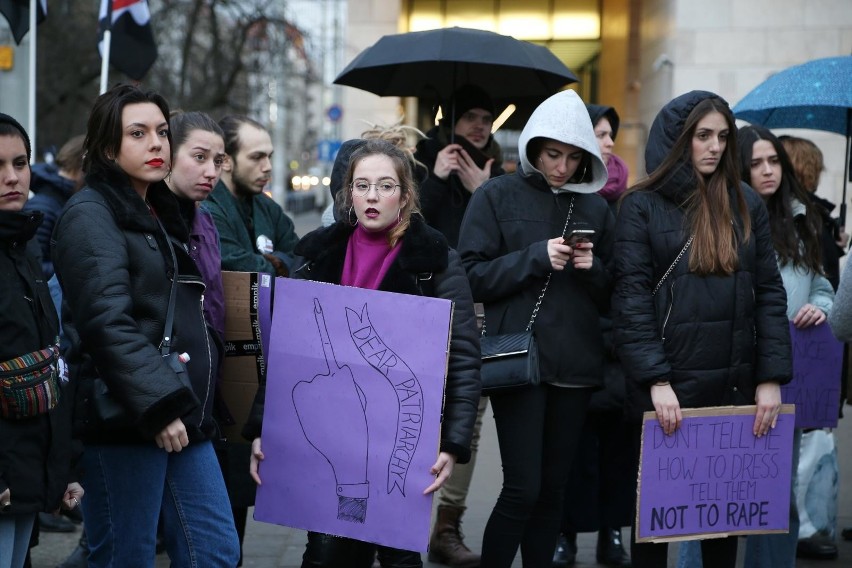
(612, 91, 792, 568)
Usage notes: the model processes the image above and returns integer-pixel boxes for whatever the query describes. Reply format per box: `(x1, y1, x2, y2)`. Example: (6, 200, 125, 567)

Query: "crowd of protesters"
(0, 78, 848, 568)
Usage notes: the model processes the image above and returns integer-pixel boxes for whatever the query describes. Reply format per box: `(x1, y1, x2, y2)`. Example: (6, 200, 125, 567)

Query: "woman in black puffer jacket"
(52, 85, 239, 567)
(612, 91, 791, 568)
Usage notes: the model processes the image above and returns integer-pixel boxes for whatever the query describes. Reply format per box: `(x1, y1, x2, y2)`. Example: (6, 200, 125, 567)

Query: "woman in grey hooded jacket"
(458, 90, 614, 567)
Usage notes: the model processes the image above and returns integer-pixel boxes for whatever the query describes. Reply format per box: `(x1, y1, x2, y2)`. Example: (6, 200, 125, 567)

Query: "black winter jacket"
(458, 171, 616, 387)
(53, 171, 217, 444)
(244, 216, 481, 463)
(612, 91, 791, 421)
(0, 210, 73, 514)
(614, 185, 792, 420)
(415, 126, 504, 248)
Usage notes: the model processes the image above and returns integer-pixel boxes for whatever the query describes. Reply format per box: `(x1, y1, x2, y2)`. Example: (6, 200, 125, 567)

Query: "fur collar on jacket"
(83, 169, 189, 242)
(295, 215, 449, 293)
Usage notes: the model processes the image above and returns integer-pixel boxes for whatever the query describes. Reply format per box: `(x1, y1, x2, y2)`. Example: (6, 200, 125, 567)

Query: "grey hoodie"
(518, 90, 608, 194)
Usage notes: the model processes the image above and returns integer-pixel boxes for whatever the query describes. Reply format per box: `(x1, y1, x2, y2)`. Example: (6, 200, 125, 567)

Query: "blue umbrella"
(733, 55, 852, 213)
(733, 56, 851, 135)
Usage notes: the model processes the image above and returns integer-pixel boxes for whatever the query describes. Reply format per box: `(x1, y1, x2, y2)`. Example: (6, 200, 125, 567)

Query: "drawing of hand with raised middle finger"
(292, 298, 370, 523)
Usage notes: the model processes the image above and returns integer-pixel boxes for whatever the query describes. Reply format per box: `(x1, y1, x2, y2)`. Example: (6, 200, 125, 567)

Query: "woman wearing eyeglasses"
(245, 138, 480, 567)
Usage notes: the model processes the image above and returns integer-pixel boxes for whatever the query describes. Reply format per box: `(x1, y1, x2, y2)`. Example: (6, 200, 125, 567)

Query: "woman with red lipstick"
(246, 139, 480, 567)
(52, 86, 239, 567)
(0, 115, 83, 568)
(612, 92, 791, 568)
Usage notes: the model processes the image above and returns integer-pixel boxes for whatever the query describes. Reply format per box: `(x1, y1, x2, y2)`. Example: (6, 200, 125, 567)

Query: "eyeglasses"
(350, 179, 400, 198)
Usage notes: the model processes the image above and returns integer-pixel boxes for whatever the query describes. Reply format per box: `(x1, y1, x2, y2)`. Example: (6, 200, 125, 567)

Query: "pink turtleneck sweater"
(340, 224, 401, 290)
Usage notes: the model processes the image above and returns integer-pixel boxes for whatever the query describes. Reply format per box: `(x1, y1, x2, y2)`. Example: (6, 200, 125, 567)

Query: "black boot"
(796, 530, 838, 560)
(552, 532, 577, 567)
(596, 528, 631, 567)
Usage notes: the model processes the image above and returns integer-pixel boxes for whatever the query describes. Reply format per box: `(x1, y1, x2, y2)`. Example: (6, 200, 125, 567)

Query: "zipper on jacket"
(196, 294, 213, 429)
(661, 282, 676, 343)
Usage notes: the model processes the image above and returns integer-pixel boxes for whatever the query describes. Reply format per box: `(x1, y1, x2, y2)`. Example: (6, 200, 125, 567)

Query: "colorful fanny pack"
(0, 342, 61, 420)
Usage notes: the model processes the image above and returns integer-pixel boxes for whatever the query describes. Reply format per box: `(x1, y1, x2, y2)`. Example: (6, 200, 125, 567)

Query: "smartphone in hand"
(564, 229, 595, 247)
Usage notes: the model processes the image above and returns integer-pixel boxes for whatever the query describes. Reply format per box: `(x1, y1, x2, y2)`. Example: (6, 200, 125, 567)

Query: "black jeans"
(301, 531, 422, 568)
(562, 410, 638, 533)
(481, 384, 592, 567)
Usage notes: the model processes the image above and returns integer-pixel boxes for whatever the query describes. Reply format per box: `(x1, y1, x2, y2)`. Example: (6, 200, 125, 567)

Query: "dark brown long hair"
(634, 97, 750, 275)
(738, 126, 823, 273)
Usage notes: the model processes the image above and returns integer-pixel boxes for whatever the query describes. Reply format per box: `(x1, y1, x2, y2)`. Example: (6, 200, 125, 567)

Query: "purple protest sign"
(636, 405, 795, 543)
(255, 278, 453, 552)
(781, 322, 843, 428)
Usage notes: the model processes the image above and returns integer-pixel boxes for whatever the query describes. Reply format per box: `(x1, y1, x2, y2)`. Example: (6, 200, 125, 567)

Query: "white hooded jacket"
(518, 90, 608, 194)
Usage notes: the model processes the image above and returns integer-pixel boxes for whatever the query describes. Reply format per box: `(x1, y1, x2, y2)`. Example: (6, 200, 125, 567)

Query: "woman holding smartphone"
(457, 89, 615, 567)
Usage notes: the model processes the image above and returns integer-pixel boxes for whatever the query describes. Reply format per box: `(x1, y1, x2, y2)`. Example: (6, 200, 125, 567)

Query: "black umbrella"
(334, 27, 578, 100)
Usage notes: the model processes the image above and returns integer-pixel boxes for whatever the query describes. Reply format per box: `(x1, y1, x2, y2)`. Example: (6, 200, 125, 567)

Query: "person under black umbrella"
(414, 84, 504, 568)
(415, 85, 505, 249)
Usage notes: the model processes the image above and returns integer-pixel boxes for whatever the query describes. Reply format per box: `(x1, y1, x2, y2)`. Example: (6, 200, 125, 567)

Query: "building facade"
(338, 0, 852, 220)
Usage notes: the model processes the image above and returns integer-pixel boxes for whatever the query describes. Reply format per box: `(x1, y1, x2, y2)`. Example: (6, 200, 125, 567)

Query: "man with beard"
(415, 84, 505, 249)
(416, 85, 503, 568)
(204, 115, 298, 276)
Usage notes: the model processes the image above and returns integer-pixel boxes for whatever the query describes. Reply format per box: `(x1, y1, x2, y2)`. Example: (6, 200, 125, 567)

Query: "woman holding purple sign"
(246, 138, 480, 567)
(612, 91, 792, 568)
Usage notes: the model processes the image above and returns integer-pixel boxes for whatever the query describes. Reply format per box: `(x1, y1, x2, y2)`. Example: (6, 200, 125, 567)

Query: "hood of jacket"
(586, 104, 620, 140)
(31, 163, 75, 202)
(518, 90, 607, 194)
(644, 90, 731, 205)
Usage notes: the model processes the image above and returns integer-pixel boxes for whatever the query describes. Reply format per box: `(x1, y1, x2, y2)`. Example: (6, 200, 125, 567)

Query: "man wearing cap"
(415, 84, 503, 568)
(415, 84, 505, 249)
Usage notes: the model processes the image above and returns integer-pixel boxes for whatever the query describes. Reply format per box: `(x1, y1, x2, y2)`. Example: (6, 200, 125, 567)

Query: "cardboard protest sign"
(255, 278, 453, 552)
(636, 405, 795, 543)
(781, 322, 843, 428)
(219, 271, 274, 443)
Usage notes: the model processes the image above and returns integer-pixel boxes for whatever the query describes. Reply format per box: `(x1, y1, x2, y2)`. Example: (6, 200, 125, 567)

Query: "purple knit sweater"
(340, 223, 401, 290)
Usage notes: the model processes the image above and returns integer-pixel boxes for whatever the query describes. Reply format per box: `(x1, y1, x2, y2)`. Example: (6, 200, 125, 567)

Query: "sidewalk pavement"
(30, 209, 852, 567)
